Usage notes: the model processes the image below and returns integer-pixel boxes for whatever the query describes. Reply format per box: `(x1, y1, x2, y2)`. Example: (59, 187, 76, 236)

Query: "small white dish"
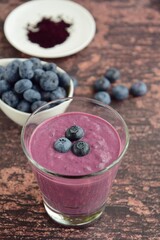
(4, 0, 96, 58)
(0, 58, 74, 126)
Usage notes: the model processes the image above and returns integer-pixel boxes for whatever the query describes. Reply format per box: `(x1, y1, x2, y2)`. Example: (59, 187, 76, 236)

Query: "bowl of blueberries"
(0, 58, 74, 126)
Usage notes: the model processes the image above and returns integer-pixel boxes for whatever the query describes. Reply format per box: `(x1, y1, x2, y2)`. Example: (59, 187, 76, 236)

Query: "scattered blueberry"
(112, 85, 129, 100)
(43, 62, 57, 72)
(1, 90, 19, 108)
(0, 80, 11, 96)
(14, 79, 32, 94)
(54, 137, 72, 153)
(40, 71, 59, 91)
(16, 100, 30, 112)
(31, 100, 48, 112)
(0, 66, 5, 79)
(94, 91, 111, 104)
(57, 71, 71, 88)
(65, 125, 84, 141)
(30, 57, 42, 70)
(19, 60, 34, 79)
(4, 60, 20, 84)
(130, 81, 148, 97)
(72, 141, 90, 157)
(104, 68, 120, 83)
(50, 87, 67, 100)
(23, 89, 41, 103)
(94, 77, 111, 91)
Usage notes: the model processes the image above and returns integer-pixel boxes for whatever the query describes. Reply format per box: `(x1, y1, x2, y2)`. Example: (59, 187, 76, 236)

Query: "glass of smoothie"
(21, 97, 129, 226)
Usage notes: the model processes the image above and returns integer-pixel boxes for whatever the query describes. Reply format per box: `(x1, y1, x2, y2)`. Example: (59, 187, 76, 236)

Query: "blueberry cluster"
(54, 125, 90, 157)
(93, 67, 148, 104)
(0, 58, 72, 113)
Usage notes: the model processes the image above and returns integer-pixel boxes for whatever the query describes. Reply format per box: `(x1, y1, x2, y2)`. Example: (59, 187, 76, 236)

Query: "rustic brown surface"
(0, 0, 160, 239)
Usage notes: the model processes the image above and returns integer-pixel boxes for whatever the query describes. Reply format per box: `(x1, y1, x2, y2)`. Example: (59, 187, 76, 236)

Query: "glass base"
(43, 200, 105, 227)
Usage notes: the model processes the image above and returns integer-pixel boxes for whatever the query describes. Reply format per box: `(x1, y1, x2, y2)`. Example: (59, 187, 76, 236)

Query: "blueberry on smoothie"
(130, 81, 148, 97)
(104, 68, 120, 83)
(72, 141, 90, 157)
(54, 137, 72, 153)
(65, 125, 84, 141)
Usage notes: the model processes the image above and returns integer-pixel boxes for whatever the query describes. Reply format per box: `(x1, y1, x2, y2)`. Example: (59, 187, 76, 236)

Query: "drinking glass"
(21, 97, 129, 226)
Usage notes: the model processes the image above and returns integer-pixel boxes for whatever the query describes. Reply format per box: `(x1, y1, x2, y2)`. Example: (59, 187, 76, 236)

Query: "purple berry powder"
(27, 17, 72, 48)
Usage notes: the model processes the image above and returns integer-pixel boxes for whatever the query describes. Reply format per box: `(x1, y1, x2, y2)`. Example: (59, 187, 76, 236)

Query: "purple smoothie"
(29, 112, 121, 215)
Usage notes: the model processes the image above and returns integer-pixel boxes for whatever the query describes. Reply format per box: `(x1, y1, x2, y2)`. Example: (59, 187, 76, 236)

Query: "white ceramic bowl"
(0, 58, 74, 126)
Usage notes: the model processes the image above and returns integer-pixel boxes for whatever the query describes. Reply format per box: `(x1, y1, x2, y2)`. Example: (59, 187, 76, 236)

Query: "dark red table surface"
(0, 0, 160, 239)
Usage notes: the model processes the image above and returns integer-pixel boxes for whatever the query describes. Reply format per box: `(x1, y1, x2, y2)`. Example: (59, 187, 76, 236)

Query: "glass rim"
(21, 96, 129, 179)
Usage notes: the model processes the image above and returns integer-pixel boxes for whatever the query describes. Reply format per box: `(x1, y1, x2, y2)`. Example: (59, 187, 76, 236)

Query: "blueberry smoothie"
(28, 112, 121, 218)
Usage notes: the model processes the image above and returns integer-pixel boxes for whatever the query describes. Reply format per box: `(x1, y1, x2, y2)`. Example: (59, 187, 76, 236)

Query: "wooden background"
(0, 0, 160, 239)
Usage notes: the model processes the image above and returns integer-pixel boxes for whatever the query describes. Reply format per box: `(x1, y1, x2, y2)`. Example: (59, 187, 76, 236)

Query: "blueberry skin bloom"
(16, 100, 30, 113)
(0, 80, 11, 96)
(19, 60, 34, 79)
(112, 85, 129, 100)
(72, 141, 90, 157)
(94, 91, 111, 105)
(94, 77, 111, 91)
(65, 125, 84, 141)
(14, 79, 32, 94)
(105, 68, 120, 83)
(130, 81, 148, 97)
(40, 71, 59, 91)
(54, 137, 72, 153)
(23, 89, 41, 103)
(2, 90, 19, 108)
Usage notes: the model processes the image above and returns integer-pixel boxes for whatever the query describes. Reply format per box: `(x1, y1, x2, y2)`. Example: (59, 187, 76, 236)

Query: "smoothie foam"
(29, 112, 121, 176)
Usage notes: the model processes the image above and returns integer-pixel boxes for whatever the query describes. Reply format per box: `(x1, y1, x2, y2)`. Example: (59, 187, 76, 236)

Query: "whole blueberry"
(19, 60, 34, 79)
(43, 62, 57, 72)
(33, 69, 44, 84)
(72, 141, 90, 157)
(14, 79, 32, 94)
(0, 66, 5, 79)
(94, 91, 111, 104)
(54, 137, 72, 153)
(16, 100, 31, 113)
(30, 57, 42, 70)
(0, 80, 11, 96)
(23, 89, 41, 103)
(105, 68, 120, 83)
(40, 71, 59, 91)
(1, 90, 19, 108)
(50, 87, 67, 100)
(65, 125, 84, 141)
(94, 77, 111, 91)
(130, 81, 148, 97)
(4, 60, 20, 84)
(112, 85, 129, 100)
(57, 71, 71, 88)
